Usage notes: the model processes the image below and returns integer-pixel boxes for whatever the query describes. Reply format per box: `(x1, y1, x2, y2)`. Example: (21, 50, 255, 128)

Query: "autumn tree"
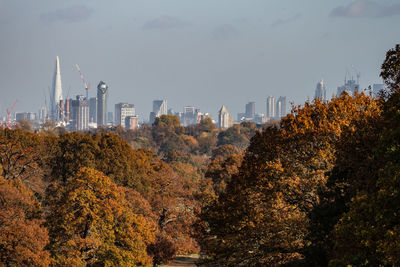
(0, 174, 50, 266)
(327, 44, 400, 266)
(198, 93, 381, 266)
(46, 167, 155, 266)
(217, 122, 257, 149)
(50, 132, 98, 183)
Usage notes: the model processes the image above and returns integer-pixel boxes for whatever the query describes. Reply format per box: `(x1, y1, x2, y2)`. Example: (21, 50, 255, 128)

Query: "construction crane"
(75, 64, 91, 99)
(6, 100, 17, 128)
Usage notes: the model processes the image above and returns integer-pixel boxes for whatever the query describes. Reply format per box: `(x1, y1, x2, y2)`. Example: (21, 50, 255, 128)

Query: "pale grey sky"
(1, 0, 399, 121)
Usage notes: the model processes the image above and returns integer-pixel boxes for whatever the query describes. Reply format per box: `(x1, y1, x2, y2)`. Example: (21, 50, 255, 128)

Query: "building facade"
(89, 97, 97, 123)
(245, 102, 256, 119)
(125, 116, 139, 131)
(50, 56, 63, 121)
(315, 80, 326, 100)
(71, 95, 89, 131)
(115, 103, 135, 128)
(218, 105, 233, 129)
(266, 96, 275, 119)
(276, 96, 287, 119)
(97, 81, 108, 127)
(149, 100, 167, 124)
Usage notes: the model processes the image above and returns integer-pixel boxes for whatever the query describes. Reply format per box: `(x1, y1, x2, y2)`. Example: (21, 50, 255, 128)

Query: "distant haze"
(1, 0, 399, 121)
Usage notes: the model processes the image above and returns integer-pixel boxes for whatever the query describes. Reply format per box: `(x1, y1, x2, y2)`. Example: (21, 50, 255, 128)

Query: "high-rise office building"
(71, 95, 89, 131)
(245, 102, 256, 119)
(97, 81, 108, 127)
(149, 100, 167, 124)
(315, 80, 326, 100)
(50, 56, 63, 120)
(182, 106, 196, 126)
(108, 112, 113, 125)
(266, 96, 275, 118)
(276, 96, 287, 119)
(38, 106, 47, 122)
(218, 105, 233, 129)
(115, 103, 135, 128)
(89, 97, 97, 123)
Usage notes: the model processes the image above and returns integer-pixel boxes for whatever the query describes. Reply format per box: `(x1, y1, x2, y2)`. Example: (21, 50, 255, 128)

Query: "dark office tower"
(89, 97, 97, 123)
(97, 81, 108, 127)
(71, 95, 89, 131)
(276, 96, 287, 119)
(315, 80, 326, 100)
(245, 102, 256, 119)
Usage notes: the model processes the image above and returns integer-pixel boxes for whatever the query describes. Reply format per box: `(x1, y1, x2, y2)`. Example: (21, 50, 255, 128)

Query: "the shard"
(50, 56, 63, 120)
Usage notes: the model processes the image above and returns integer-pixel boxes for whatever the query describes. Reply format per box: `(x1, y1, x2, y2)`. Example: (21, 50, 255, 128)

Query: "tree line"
(1, 44, 400, 266)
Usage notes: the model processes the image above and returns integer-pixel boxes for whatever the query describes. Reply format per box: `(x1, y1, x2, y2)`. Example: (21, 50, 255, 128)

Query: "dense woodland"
(1, 45, 400, 266)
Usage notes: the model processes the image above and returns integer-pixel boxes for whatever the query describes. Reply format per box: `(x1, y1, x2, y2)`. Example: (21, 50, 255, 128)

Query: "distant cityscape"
(0, 57, 385, 131)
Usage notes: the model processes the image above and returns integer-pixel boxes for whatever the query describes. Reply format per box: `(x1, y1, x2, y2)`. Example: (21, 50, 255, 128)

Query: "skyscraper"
(182, 106, 196, 126)
(50, 56, 63, 120)
(97, 81, 108, 127)
(245, 102, 256, 119)
(71, 95, 89, 131)
(315, 80, 326, 100)
(89, 97, 97, 123)
(276, 96, 287, 119)
(149, 100, 167, 124)
(218, 105, 233, 129)
(115, 103, 135, 128)
(266, 96, 275, 118)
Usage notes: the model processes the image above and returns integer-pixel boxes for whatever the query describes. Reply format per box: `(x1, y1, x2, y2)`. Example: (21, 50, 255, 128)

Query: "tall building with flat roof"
(218, 105, 233, 129)
(115, 103, 135, 128)
(245, 102, 256, 119)
(276, 96, 287, 119)
(97, 81, 108, 127)
(149, 100, 167, 124)
(71, 95, 89, 131)
(266, 96, 275, 119)
(315, 80, 326, 100)
(89, 97, 97, 123)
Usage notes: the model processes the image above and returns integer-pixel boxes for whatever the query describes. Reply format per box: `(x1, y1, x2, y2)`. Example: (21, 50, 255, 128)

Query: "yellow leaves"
(47, 168, 155, 266)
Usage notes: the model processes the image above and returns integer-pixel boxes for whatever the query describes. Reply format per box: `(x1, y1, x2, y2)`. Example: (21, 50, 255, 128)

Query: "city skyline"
(1, 1, 399, 120)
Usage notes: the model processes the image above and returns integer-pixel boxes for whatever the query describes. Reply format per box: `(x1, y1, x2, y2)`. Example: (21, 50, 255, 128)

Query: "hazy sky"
(1, 0, 400, 121)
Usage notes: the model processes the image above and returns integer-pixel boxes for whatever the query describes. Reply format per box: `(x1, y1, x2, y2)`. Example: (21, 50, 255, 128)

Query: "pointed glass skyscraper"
(50, 56, 63, 120)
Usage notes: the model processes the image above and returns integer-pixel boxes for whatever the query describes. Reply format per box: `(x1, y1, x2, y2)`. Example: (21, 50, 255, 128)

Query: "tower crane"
(75, 64, 91, 99)
(6, 100, 17, 128)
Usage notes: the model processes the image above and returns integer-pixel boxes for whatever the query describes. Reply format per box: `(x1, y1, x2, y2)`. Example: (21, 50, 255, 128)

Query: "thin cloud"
(143, 16, 189, 30)
(330, 0, 400, 18)
(212, 24, 239, 41)
(271, 13, 302, 27)
(40, 5, 93, 24)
